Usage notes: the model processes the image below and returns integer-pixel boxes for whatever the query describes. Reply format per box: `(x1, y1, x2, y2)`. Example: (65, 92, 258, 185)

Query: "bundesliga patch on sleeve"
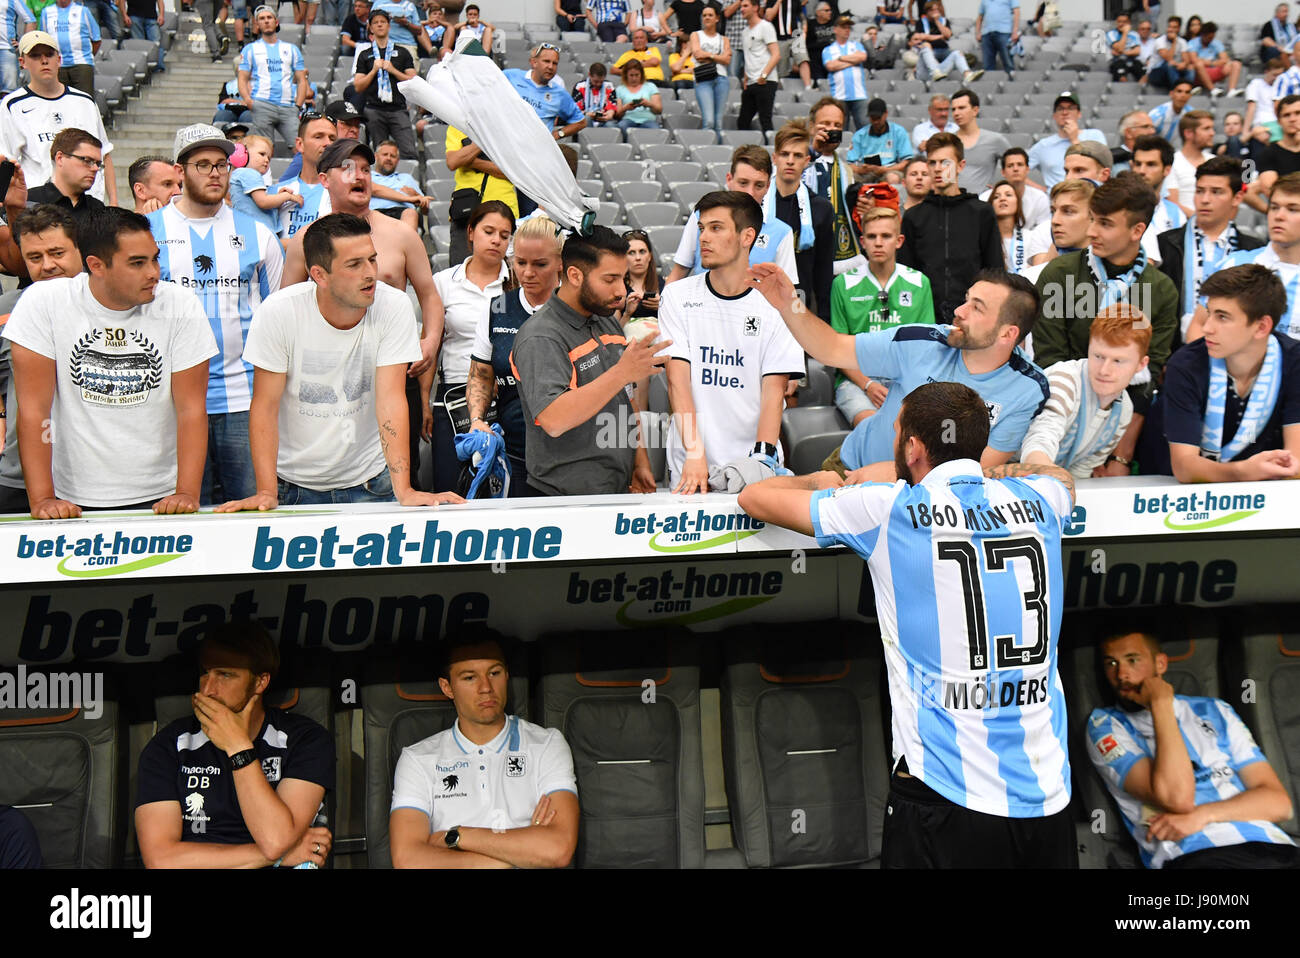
(1095, 733, 1125, 763)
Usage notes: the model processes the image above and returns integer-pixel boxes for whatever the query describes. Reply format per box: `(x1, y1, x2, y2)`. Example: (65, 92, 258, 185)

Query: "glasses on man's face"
(68, 153, 103, 170)
(187, 159, 231, 176)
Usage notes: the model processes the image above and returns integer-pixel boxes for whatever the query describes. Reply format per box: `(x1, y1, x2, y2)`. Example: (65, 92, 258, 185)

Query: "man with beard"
(738, 379, 1078, 868)
(1087, 624, 1298, 868)
(148, 124, 284, 506)
(135, 621, 336, 867)
(510, 226, 666, 495)
(749, 263, 1049, 481)
(281, 138, 444, 490)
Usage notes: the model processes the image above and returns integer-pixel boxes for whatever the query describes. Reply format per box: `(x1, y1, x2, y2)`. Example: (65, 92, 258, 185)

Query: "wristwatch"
(229, 748, 258, 770)
(1106, 454, 1132, 467)
(444, 826, 462, 849)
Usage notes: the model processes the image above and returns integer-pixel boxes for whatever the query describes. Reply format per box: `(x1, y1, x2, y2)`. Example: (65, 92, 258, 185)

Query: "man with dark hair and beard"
(134, 621, 336, 868)
(1087, 625, 1298, 869)
(739, 380, 1079, 868)
(510, 225, 669, 496)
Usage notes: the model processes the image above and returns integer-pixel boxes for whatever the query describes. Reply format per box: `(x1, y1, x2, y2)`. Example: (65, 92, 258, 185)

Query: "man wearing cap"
(129, 154, 182, 214)
(279, 100, 360, 183)
(273, 112, 338, 238)
(504, 43, 588, 143)
(0, 0, 34, 96)
(280, 137, 445, 479)
(0, 31, 116, 205)
(40, 0, 99, 95)
(26, 126, 105, 228)
(1062, 140, 1113, 185)
(238, 5, 309, 148)
(848, 98, 914, 179)
(353, 8, 419, 159)
(148, 124, 284, 506)
(1028, 92, 1108, 189)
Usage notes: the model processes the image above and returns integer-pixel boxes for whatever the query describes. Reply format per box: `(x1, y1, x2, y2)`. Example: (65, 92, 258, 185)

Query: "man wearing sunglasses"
(26, 127, 105, 229)
(147, 123, 284, 506)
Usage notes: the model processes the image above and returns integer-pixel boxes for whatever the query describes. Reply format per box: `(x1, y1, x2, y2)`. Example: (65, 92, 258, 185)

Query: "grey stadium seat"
(687, 144, 733, 166)
(595, 201, 623, 226)
(720, 624, 891, 867)
(780, 405, 850, 475)
(655, 161, 704, 189)
(645, 372, 669, 484)
(626, 127, 672, 151)
(646, 226, 681, 266)
(361, 649, 531, 868)
(588, 142, 635, 168)
(0, 670, 126, 867)
(797, 358, 835, 407)
(673, 128, 719, 149)
(721, 129, 765, 147)
(1229, 606, 1300, 837)
(612, 181, 664, 205)
(599, 160, 647, 185)
(1062, 610, 1222, 868)
(670, 180, 714, 211)
(578, 126, 624, 150)
(540, 630, 706, 868)
(625, 202, 682, 229)
(641, 143, 687, 163)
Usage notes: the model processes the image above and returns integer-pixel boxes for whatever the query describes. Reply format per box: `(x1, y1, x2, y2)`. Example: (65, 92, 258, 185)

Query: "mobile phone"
(0, 160, 14, 201)
(824, 128, 842, 145)
(861, 154, 883, 167)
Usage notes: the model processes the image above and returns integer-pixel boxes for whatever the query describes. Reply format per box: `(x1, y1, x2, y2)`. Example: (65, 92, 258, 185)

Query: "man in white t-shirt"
(219, 213, 462, 510)
(910, 93, 958, 153)
(4, 207, 217, 518)
(658, 190, 806, 492)
(1166, 110, 1215, 215)
(389, 629, 579, 868)
(0, 31, 116, 204)
(737, 0, 779, 132)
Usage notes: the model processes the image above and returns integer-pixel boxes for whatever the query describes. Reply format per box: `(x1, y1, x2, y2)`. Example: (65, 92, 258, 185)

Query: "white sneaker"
(1210, 87, 1224, 99)
(931, 70, 948, 81)
(1189, 85, 1203, 96)
(963, 69, 984, 83)
(1227, 87, 1245, 98)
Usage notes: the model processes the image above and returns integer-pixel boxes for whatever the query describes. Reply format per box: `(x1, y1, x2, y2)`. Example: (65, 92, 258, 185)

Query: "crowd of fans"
(0, 1, 1293, 518)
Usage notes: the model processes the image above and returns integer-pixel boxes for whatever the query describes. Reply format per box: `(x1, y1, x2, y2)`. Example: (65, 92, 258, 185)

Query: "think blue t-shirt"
(229, 167, 280, 234)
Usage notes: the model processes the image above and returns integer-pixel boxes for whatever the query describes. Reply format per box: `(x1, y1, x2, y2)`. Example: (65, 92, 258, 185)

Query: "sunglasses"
(299, 111, 337, 124)
(625, 229, 649, 240)
(532, 42, 560, 54)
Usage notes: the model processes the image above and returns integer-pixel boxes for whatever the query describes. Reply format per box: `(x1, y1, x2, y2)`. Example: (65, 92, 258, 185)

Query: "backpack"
(1041, 1, 1062, 33)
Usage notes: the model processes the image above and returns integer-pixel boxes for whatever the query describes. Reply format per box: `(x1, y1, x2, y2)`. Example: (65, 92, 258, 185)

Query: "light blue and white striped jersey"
(1088, 697, 1296, 868)
(1, 0, 34, 48)
(41, 1, 98, 66)
(810, 459, 1073, 817)
(1272, 65, 1300, 102)
(273, 175, 331, 238)
(239, 38, 305, 105)
(370, 0, 420, 46)
(1147, 100, 1187, 142)
(148, 201, 285, 414)
(1218, 243, 1300, 340)
(821, 41, 868, 102)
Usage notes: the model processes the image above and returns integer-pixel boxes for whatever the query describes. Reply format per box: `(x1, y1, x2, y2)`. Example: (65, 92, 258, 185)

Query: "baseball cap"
(1064, 139, 1113, 170)
(317, 137, 375, 174)
(324, 100, 361, 123)
(1053, 91, 1081, 109)
(19, 31, 58, 57)
(253, 4, 277, 17)
(368, 7, 390, 20)
(834, 14, 853, 26)
(222, 121, 250, 137)
(867, 97, 888, 117)
(173, 123, 237, 163)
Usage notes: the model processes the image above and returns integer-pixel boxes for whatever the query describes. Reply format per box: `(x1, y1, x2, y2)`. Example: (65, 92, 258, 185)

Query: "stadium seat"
(780, 405, 850, 476)
(719, 624, 891, 867)
(578, 126, 624, 150)
(1227, 606, 1300, 837)
(0, 669, 126, 867)
(540, 630, 706, 868)
(269, 157, 292, 181)
(686, 143, 733, 166)
(670, 180, 714, 211)
(672, 128, 718, 149)
(654, 161, 704, 189)
(645, 226, 681, 267)
(579, 177, 608, 199)
(626, 127, 672, 152)
(1061, 610, 1222, 868)
(597, 160, 645, 185)
(641, 143, 687, 163)
(279, 23, 305, 45)
(612, 181, 663, 205)
(625, 202, 682, 229)
(705, 161, 730, 185)
(644, 372, 669, 485)
(588, 142, 635, 168)
(595, 201, 623, 226)
(798, 358, 835, 407)
(361, 648, 532, 868)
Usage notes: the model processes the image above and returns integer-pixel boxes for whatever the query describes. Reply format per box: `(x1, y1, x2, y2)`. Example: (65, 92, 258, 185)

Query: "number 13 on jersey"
(936, 536, 1049, 673)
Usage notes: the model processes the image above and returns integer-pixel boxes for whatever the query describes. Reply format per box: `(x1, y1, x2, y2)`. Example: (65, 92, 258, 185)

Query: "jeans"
(87, 0, 119, 41)
(981, 30, 1013, 75)
(1147, 60, 1192, 89)
(249, 100, 301, 146)
(694, 74, 729, 142)
(739, 80, 776, 132)
(277, 468, 396, 505)
(846, 97, 870, 130)
(618, 115, 659, 133)
(323, 0, 349, 25)
(213, 104, 251, 123)
(0, 45, 16, 94)
(596, 20, 625, 42)
(919, 46, 970, 77)
(201, 410, 257, 505)
(130, 18, 165, 71)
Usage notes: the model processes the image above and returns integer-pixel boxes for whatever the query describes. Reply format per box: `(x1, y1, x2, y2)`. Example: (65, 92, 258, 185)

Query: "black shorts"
(1165, 842, 1300, 869)
(881, 771, 1077, 869)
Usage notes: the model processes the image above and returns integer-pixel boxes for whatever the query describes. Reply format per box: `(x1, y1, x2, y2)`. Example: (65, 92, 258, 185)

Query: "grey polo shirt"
(510, 293, 635, 496)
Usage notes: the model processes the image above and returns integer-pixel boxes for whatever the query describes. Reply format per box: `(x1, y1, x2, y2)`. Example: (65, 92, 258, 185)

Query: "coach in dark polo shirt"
(510, 226, 666, 496)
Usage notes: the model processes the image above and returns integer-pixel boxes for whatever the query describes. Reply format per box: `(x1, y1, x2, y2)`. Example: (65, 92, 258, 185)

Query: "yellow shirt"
(446, 126, 519, 216)
(614, 47, 666, 83)
(669, 52, 695, 82)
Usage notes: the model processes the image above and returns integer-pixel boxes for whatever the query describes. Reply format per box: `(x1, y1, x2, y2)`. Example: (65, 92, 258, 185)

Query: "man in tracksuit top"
(897, 132, 1003, 323)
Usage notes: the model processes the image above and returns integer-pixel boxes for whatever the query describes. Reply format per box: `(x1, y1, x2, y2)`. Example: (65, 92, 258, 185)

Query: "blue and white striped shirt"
(1, 0, 34, 48)
(587, 0, 628, 25)
(239, 38, 305, 105)
(1147, 100, 1187, 142)
(1272, 65, 1300, 102)
(148, 201, 285, 414)
(810, 459, 1074, 817)
(1218, 243, 1300, 340)
(1088, 697, 1296, 868)
(41, 1, 98, 66)
(821, 41, 868, 102)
